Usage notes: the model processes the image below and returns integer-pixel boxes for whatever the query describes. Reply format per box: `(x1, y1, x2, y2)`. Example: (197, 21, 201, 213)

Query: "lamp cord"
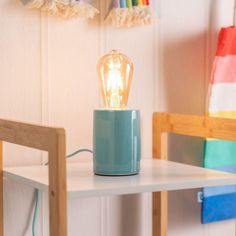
(32, 148, 93, 236)
(32, 190, 39, 236)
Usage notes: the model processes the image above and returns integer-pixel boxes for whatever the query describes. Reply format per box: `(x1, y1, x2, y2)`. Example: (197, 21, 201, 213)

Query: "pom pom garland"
(20, 0, 99, 19)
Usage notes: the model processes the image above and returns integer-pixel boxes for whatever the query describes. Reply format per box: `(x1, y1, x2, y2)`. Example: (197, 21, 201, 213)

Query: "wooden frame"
(2, 112, 236, 236)
(152, 112, 236, 236)
(0, 119, 67, 236)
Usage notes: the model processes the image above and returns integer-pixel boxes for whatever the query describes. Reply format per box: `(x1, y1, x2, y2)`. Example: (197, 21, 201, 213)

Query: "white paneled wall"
(0, 0, 235, 235)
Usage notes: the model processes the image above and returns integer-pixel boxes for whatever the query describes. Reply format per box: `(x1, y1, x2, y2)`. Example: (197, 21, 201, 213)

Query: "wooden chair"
(1, 112, 236, 236)
(152, 112, 236, 236)
(0, 119, 67, 236)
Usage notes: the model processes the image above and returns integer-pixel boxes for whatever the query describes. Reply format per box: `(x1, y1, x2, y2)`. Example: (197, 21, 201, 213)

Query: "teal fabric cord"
(66, 148, 93, 158)
(44, 149, 93, 166)
(32, 148, 93, 236)
(32, 190, 39, 236)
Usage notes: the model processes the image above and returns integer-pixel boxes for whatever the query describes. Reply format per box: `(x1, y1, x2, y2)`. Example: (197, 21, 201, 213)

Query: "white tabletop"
(4, 159, 236, 199)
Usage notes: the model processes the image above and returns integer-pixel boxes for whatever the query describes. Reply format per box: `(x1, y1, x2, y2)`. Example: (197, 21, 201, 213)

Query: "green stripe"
(132, 0, 138, 6)
(126, 0, 132, 7)
(204, 140, 236, 168)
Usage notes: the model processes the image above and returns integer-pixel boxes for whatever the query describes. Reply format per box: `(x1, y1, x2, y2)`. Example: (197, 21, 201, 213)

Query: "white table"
(4, 159, 236, 199)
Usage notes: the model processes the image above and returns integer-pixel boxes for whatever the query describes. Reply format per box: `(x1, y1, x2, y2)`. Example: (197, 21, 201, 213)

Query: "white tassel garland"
(20, 0, 99, 19)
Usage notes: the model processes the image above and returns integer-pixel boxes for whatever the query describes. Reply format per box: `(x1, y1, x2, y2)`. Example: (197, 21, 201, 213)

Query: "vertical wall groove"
(40, 11, 49, 236)
(154, 0, 164, 112)
(40, 12, 50, 128)
(99, 1, 109, 236)
(204, 0, 213, 114)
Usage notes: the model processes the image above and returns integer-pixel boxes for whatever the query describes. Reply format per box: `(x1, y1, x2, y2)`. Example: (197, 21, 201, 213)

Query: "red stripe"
(216, 26, 236, 56)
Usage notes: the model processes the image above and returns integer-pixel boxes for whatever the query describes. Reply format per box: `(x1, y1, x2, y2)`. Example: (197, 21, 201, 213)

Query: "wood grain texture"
(48, 130, 67, 236)
(152, 112, 236, 236)
(0, 119, 67, 236)
(0, 119, 64, 151)
(152, 114, 168, 236)
(153, 112, 236, 141)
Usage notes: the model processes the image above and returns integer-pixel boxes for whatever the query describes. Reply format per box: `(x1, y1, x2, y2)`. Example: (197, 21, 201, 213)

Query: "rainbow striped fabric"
(202, 27, 236, 224)
(113, 0, 150, 8)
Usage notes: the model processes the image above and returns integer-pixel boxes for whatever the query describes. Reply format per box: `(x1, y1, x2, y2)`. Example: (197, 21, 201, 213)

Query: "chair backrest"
(0, 119, 67, 236)
(152, 112, 236, 236)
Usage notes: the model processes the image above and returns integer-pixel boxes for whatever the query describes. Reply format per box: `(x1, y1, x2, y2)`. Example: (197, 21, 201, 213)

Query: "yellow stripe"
(207, 111, 236, 119)
(138, 0, 143, 5)
(205, 111, 236, 141)
(206, 138, 217, 141)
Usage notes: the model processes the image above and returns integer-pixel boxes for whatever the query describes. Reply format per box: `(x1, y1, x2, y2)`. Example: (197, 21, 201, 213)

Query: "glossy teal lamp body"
(93, 50, 141, 176)
(94, 109, 141, 175)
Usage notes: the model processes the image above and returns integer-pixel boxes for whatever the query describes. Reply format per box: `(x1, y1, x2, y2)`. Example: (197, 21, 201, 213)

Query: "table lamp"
(93, 50, 141, 176)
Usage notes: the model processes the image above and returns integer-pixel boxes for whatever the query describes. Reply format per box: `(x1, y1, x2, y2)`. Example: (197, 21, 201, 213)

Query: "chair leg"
(48, 133, 67, 236)
(153, 192, 168, 236)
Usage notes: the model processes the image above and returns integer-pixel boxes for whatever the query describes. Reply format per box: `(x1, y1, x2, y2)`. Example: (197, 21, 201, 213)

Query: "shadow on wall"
(162, 33, 207, 115)
(162, 0, 220, 115)
(107, 194, 144, 236)
(120, 194, 142, 236)
(163, 1, 223, 235)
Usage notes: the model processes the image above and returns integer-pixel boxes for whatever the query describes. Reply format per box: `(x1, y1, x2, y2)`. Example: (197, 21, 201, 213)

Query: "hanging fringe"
(20, 0, 99, 19)
(106, 0, 152, 27)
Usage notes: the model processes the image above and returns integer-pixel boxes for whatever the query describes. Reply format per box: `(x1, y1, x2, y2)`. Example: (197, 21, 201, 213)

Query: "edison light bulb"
(97, 50, 134, 109)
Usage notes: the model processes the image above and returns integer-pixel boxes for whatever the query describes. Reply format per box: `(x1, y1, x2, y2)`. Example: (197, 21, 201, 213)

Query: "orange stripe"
(138, 0, 143, 5)
(142, 0, 150, 5)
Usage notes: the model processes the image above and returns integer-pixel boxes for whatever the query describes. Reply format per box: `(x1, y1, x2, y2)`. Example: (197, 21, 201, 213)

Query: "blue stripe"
(210, 165, 236, 173)
(202, 192, 236, 224)
(203, 166, 236, 197)
(120, 0, 127, 8)
(203, 185, 236, 197)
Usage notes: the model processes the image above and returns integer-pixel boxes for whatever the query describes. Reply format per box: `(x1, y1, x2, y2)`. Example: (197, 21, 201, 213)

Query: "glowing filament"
(98, 50, 133, 109)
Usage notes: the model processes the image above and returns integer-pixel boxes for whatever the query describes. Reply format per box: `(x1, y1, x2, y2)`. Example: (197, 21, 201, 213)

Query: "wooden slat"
(48, 130, 67, 236)
(153, 192, 168, 236)
(152, 112, 236, 236)
(154, 112, 236, 141)
(0, 119, 63, 151)
(153, 114, 168, 236)
(0, 119, 67, 236)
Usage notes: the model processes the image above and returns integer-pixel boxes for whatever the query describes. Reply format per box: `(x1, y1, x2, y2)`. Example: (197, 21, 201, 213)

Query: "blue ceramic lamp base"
(93, 109, 141, 176)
